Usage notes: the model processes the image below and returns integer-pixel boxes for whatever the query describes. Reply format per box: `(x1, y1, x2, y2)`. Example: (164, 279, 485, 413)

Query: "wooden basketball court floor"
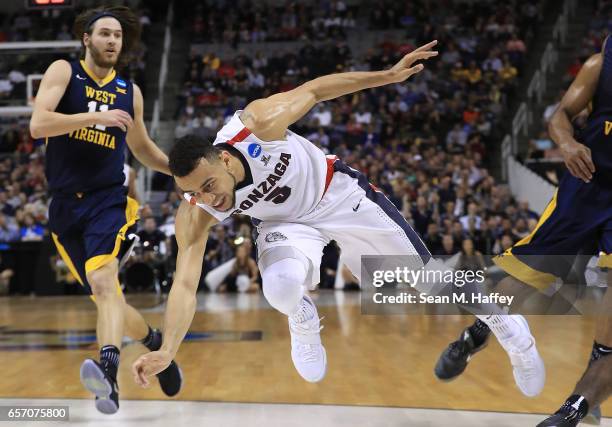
(0, 291, 610, 426)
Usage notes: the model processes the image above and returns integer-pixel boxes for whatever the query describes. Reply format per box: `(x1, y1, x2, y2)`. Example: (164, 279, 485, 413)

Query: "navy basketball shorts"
(493, 173, 612, 291)
(48, 185, 139, 296)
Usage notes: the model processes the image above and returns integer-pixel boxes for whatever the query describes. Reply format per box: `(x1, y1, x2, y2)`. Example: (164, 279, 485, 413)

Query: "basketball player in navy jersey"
(30, 6, 182, 414)
(130, 41, 545, 398)
(435, 38, 612, 426)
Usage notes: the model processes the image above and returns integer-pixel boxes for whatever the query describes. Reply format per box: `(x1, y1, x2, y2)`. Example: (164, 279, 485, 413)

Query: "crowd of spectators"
(0, 120, 47, 243)
(183, 0, 358, 44)
(177, 0, 541, 143)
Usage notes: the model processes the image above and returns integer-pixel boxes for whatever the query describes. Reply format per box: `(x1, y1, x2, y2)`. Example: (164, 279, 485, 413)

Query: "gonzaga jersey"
(576, 35, 612, 181)
(45, 60, 133, 194)
(187, 110, 330, 222)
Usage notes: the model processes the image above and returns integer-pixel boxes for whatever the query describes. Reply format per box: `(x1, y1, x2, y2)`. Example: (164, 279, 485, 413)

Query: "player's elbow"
(29, 110, 50, 139)
(302, 81, 323, 103)
(29, 120, 43, 139)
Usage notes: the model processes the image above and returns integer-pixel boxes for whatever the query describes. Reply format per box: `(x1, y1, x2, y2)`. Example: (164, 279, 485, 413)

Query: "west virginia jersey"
(46, 60, 138, 296)
(46, 59, 133, 194)
(494, 36, 612, 290)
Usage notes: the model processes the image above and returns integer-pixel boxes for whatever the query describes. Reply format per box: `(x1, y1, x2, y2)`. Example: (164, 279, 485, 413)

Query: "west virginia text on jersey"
(45, 60, 134, 194)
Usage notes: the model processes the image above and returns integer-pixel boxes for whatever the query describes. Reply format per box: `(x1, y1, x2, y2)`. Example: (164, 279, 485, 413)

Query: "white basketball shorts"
(255, 159, 432, 286)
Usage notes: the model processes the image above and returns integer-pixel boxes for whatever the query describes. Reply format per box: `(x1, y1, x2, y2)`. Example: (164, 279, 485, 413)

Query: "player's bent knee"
(86, 262, 119, 297)
(261, 257, 308, 315)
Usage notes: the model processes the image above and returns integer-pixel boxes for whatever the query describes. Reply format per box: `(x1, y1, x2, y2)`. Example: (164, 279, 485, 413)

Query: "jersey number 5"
(87, 101, 109, 131)
(264, 186, 292, 204)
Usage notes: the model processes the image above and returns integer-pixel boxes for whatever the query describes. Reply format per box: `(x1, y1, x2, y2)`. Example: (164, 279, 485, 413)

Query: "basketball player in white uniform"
(132, 41, 545, 395)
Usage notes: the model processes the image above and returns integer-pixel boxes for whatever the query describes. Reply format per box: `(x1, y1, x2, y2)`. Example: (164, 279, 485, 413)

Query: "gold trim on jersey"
(79, 60, 116, 88)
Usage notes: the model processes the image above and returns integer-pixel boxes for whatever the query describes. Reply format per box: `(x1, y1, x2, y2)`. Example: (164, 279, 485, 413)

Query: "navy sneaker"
(80, 359, 119, 414)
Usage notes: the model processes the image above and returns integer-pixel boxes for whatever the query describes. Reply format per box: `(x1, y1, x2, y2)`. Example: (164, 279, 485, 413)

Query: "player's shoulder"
(38, 59, 73, 91)
(45, 59, 73, 78)
(584, 52, 603, 68)
(213, 111, 245, 143)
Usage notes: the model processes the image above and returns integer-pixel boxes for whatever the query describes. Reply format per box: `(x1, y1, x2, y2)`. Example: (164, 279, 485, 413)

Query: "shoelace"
(298, 344, 320, 362)
(289, 316, 325, 335)
(290, 317, 325, 363)
(555, 407, 580, 421)
(448, 340, 468, 359)
(511, 348, 537, 380)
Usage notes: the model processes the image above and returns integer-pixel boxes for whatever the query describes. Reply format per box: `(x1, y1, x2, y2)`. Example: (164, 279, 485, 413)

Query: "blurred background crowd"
(0, 0, 609, 296)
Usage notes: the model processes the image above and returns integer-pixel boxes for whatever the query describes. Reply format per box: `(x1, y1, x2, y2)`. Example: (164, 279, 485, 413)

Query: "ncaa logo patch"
(116, 78, 127, 88)
(248, 143, 262, 158)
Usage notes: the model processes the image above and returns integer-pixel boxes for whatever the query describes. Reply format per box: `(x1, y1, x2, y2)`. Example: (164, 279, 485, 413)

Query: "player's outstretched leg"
(261, 253, 326, 382)
(123, 303, 183, 396)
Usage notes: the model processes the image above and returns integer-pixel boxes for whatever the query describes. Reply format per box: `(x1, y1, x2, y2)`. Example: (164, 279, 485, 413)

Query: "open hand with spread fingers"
(387, 40, 439, 83)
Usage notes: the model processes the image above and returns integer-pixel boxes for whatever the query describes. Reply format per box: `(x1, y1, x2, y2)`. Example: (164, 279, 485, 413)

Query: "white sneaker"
(500, 315, 546, 397)
(288, 295, 327, 383)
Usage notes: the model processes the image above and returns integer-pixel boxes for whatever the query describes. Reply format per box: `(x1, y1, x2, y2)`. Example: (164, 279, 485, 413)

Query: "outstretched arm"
(132, 201, 217, 387)
(126, 84, 171, 175)
(241, 40, 438, 141)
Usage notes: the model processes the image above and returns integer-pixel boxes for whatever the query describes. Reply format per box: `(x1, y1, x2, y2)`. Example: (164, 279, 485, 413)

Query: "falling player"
(131, 41, 544, 396)
(29, 6, 181, 414)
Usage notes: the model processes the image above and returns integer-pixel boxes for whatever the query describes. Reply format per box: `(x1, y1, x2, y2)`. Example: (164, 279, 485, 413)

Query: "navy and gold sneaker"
(434, 326, 489, 380)
(80, 359, 119, 414)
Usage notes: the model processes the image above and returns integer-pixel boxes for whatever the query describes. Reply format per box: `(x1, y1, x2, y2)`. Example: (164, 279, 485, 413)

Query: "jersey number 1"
(87, 101, 109, 131)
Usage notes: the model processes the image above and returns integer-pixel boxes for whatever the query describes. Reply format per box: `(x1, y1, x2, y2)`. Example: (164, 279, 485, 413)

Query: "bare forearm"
(132, 142, 170, 175)
(30, 111, 95, 139)
(160, 283, 197, 357)
(305, 70, 393, 102)
(549, 108, 576, 147)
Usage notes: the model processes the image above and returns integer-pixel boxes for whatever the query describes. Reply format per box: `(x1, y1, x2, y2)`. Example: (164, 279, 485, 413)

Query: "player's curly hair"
(169, 135, 222, 177)
(72, 5, 141, 70)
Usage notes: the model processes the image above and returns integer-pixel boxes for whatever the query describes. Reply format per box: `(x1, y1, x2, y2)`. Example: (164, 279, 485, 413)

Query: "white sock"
(476, 314, 520, 341)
